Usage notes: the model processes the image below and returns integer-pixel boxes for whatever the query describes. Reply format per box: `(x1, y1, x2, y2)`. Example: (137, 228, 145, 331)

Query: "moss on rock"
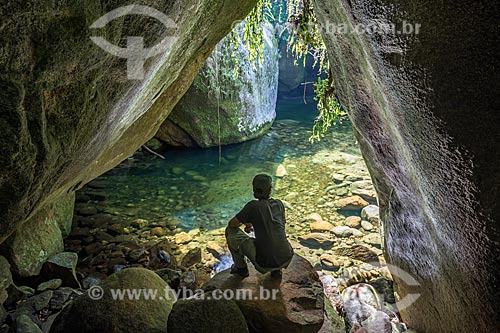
(50, 268, 176, 333)
(0, 194, 75, 277)
(167, 292, 249, 333)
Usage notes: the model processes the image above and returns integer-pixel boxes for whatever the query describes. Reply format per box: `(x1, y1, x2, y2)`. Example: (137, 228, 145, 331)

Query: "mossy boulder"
(156, 21, 279, 148)
(167, 292, 249, 333)
(50, 268, 176, 333)
(0, 194, 74, 277)
(0, 256, 13, 305)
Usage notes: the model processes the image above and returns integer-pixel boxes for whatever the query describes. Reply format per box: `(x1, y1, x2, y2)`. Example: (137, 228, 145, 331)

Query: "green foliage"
(310, 75, 345, 142)
(204, 0, 347, 142)
(286, 0, 347, 142)
(229, 0, 274, 76)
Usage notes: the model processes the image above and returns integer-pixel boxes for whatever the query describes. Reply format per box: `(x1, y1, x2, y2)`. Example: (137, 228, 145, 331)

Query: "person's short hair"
(253, 174, 272, 199)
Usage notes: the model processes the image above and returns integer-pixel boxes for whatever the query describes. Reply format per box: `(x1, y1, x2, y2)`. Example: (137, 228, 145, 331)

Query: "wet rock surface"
(158, 21, 279, 148)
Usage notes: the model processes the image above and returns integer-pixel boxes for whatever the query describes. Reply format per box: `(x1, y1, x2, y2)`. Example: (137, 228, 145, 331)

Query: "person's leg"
(225, 227, 251, 269)
(238, 238, 272, 274)
(225, 227, 270, 274)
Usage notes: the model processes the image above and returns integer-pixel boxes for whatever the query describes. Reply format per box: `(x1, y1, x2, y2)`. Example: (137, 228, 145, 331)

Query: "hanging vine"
(286, 0, 346, 142)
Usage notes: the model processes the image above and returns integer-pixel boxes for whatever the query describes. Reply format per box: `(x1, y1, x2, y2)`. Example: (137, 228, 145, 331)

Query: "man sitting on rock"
(225, 174, 294, 278)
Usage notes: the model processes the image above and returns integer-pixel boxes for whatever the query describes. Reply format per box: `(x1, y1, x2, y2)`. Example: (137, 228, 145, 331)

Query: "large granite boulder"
(0, 0, 259, 247)
(167, 292, 249, 333)
(203, 254, 324, 333)
(0, 194, 74, 277)
(157, 20, 279, 148)
(312, 0, 500, 332)
(50, 268, 176, 333)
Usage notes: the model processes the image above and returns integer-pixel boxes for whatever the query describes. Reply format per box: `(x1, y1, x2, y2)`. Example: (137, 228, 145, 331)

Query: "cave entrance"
(69, 0, 381, 281)
(68, 0, 384, 319)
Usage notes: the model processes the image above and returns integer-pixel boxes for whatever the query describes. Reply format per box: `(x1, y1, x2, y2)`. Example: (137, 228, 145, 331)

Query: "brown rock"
(206, 242, 225, 259)
(174, 232, 193, 244)
(344, 216, 361, 228)
(298, 233, 335, 248)
(203, 254, 324, 333)
(151, 227, 165, 237)
(362, 234, 382, 248)
(334, 245, 379, 263)
(181, 248, 202, 268)
(335, 196, 369, 211)
(310, 220, 335, 232)
(320, 254, 342, 271)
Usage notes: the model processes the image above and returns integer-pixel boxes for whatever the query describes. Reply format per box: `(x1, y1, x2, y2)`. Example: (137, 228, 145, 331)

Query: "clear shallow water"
(84, 98, 359, 231)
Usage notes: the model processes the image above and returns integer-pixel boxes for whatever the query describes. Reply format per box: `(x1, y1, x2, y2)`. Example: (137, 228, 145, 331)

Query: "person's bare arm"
(228, 216, 242, 228)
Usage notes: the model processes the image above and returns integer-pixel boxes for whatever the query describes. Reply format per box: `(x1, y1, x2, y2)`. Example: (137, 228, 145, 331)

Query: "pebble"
(332, 226, 353, 237)
(298, 233, 335, 248)
(362, 233, 382, 247)
(335, 196, 369, 211)
(151, 227, 165, 237)
(320, 254, 342, 270)
(361, 220, 374, 231)
(345, 216, 361, 228)
(276, 164, 287, 178)
(37, 279, 62, 292)
(174, 232, 193, 244)
(131, 219, 149, 229)
(361, 205, 380, 223)
(332, 173, 345, 184)
(127, 249, 146, 262)
(181, 248, 202, 268)
(310, 220, 334, 232)
(188, 228, 200, 237)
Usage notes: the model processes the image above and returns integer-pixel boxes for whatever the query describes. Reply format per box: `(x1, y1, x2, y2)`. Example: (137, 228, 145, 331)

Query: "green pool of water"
(81, 99, 359, 231)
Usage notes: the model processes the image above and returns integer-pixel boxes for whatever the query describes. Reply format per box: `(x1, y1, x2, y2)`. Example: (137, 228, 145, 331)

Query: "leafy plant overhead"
(285, 0, 346, 142)
(229, 0, 274, 76)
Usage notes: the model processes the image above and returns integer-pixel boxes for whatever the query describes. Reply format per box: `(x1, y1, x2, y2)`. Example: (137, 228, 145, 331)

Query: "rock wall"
(0, 0, 259, 245)
(157, 21, 279, 148)
(0, 193, 75, 277)
(312, 0, 500, 332)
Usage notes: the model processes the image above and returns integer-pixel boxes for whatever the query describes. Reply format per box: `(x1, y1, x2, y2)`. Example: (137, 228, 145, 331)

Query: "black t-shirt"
(236, 198, 293, 268)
